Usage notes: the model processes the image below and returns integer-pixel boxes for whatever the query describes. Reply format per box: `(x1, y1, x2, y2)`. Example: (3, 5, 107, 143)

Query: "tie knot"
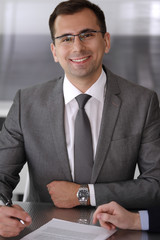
(76, 94, 91, 109)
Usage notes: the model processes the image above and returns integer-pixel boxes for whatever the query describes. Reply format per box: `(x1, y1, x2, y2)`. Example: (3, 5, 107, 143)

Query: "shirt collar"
(63, 69, 107, 105)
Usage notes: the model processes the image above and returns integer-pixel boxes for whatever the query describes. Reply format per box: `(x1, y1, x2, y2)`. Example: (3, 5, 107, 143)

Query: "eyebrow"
(79, 28, 97, 34)
(55, 28, 97, 39)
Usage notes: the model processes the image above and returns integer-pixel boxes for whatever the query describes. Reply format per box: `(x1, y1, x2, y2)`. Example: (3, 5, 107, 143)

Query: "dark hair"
(49, 0, 107, 43)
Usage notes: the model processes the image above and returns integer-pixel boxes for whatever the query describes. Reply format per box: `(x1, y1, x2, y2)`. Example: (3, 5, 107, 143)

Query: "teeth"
(72, 57, 89, 62)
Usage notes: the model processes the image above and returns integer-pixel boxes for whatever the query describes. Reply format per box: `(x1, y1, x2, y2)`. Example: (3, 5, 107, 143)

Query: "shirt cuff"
(88, 184, 96, 206)
(139, 210, 149, 231)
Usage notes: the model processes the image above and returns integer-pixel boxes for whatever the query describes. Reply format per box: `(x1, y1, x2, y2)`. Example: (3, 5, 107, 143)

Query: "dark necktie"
(74, 94, 93, 184)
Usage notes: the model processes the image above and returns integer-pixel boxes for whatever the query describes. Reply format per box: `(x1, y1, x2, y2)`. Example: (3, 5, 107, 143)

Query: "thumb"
(97, 212, 116, 225)
(97, 214, 117, 230)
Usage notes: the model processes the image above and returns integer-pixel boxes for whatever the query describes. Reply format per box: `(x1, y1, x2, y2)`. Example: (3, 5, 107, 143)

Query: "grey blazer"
(0, 67, 160, 209)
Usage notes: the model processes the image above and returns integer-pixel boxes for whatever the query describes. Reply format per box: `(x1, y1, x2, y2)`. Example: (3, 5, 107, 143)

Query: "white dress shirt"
(139, 210, 149, 230)
(63, 69, 106, 206)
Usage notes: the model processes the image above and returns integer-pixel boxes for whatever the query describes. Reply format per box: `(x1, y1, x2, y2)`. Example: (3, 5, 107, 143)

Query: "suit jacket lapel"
(91, 68, 121, 183)
(47, 77, 72, 181)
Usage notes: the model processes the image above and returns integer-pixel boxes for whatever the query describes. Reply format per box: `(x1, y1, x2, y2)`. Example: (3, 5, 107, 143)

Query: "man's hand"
(0, 204, 32, 237)
(47, 181, 80, 208)
(93, 201, 141, 231)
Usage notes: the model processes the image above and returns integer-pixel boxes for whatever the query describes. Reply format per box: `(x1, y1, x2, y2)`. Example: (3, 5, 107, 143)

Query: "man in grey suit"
(0, 0, 160, 237)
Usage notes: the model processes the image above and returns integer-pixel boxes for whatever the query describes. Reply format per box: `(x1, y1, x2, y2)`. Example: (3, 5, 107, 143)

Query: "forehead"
(54, 8, 100, 36)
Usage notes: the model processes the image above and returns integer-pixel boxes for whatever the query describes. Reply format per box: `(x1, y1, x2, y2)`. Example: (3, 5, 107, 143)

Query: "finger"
(98, 203, 116, 214)
(92, 213, 98, 224)
(0, 222, 23, 238)
(0, 217, 25, 237)
(47, 180, 57, 188)
(99, 219, 116, 230)
(98, 213, 111, 222)
(93, 208, 110, 224)
(0, 214, 29, 230)
(93, 204, 112, 220)
(97, 212, 118, 227)
(47, 184, 55, 194)
(93, 206, 105, 223)
(13, 205, 32, 223)
(13, 209, 31, 225)
(99, 213, 119, 231)
(0, 206, 32, 226)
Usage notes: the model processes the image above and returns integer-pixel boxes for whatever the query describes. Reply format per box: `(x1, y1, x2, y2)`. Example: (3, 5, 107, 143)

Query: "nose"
(72, 35, 85, 51)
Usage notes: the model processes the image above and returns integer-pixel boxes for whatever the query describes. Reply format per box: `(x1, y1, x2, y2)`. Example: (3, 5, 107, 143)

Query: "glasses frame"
(53, 30, 105, 45)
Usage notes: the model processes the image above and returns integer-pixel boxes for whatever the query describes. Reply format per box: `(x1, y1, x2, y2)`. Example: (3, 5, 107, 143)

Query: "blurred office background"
(0, 0, 160, 200)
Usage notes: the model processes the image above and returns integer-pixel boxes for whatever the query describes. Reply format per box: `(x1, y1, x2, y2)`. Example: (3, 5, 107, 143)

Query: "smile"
(71, 56, 90, 63)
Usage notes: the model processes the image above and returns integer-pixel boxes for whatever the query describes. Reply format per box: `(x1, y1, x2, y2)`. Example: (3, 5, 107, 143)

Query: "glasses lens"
(59, 35, 74, 45)
(80, 31, 96, 41)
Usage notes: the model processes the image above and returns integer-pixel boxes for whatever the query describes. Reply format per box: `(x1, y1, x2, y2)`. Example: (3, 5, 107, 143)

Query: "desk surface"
(0, 202, 159, 240)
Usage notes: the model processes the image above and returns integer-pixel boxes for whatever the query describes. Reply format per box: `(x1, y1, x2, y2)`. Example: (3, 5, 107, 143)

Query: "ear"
(104, 32, 110, 54)
(50, 43, 59, 62)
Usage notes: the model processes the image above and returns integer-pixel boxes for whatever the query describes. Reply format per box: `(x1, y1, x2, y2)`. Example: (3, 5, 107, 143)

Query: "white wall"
(0, 0, 160, 36)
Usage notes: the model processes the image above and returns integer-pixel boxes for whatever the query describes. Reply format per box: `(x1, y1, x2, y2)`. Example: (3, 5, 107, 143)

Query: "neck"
(70, 78, 97, 93)
(66, 69, 102, 93)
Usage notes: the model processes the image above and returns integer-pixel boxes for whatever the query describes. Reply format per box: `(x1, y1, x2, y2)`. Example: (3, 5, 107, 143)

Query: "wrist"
(131, 212, 141, 230)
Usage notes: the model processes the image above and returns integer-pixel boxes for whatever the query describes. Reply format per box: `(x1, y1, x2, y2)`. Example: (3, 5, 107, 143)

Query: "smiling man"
(0, 0, 160, 237)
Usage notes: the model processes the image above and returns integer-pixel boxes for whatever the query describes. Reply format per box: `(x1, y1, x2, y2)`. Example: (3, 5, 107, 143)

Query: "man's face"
(51, 8, 110, 84)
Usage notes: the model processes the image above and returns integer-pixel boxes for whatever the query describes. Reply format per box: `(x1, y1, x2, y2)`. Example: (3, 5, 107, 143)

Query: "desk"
(0, 202, 159, 240)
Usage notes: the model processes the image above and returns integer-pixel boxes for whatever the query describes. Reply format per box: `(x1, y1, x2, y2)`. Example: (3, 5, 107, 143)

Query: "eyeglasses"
(54, 30, 105, 46)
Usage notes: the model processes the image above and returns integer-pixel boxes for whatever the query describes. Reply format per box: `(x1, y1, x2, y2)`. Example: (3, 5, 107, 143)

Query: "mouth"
(70, 56, 90, 63)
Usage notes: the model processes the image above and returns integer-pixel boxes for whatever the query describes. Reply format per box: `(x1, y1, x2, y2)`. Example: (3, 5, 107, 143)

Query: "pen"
(0, 193, 25, 225)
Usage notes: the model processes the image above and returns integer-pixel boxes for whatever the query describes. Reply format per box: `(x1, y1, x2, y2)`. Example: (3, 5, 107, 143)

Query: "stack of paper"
(22, 218, 117, 240)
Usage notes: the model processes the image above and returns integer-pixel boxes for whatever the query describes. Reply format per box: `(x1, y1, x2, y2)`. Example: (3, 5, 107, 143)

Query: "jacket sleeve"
(148, 206, 160, 232)
(0, 90, 25, 199)
(95, 91, 160, 209)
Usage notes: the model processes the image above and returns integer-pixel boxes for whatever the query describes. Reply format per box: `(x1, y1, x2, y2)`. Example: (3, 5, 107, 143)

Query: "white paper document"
(21, 218, 117, 240)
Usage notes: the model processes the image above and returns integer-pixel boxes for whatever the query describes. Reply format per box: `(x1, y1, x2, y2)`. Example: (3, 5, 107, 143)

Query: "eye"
(61, 36, 73, 43)
(83, 32, 95, 39)
(80, 32, 95, 40)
